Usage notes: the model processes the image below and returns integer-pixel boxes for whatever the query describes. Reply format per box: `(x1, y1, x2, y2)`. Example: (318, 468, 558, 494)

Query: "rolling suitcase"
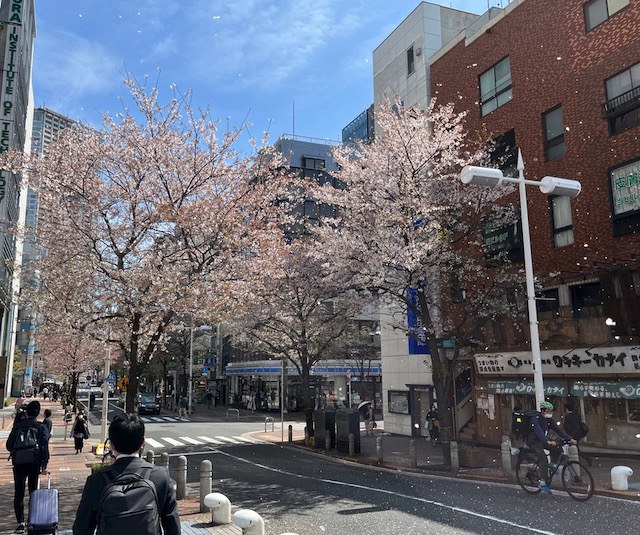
(28, 474, 58, 535)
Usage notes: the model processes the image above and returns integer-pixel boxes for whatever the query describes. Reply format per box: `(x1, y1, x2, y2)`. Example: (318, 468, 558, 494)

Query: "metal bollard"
(200, 460, 212, 513)
(348, 433, 355, 456)
(145, 450, 154, 464)
(233, 509, 264, 535)
(265, 417, 274, 432)
(176, 455, 187, 500)
(304, 426, 309, 446)
(501, 439, 513, 478)
(376, 436, 383, 464)
(2, 414, 4, 429)
(450, 441, 460, 473)
(325, 430, 331, 450)
(160, 452, 170, 469)
(288, 424, 293, 443)
(409, 439, 417, 467)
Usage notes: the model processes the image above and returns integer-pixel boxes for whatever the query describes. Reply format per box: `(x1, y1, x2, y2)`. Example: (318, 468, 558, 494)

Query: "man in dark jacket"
(564, 401, 592, 466)
(6, 400, 50, 534)
(527, 401, 576, 494)
(73, 413, 180, 535)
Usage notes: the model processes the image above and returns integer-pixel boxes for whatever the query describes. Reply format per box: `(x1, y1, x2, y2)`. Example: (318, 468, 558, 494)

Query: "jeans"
(13, 463, 39, 523)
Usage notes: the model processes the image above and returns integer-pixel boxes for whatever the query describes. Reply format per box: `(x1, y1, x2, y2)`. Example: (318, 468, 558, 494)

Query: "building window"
(543, 106, 565, 161)
(407, 46, 415, 76)
(479, 57, 512, 116)
(537, 288, 560, 320)
(604, 61, 640, 134)
(490, 129, 517, 177)
(570, 282, 604, 318)
(550, 195, 574, 247)
(584, 0, 628, 31)
(302, 157, 325, 170)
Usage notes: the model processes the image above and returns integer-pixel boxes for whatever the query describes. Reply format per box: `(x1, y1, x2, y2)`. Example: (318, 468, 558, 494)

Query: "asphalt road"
(168, 444, 640, 535)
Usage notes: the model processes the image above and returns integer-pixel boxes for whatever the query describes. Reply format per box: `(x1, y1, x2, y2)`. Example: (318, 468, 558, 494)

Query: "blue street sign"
(106, 371, 117, 383)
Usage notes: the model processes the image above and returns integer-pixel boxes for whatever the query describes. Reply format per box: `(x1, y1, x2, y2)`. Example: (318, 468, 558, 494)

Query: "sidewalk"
(2, 401, 640, 534)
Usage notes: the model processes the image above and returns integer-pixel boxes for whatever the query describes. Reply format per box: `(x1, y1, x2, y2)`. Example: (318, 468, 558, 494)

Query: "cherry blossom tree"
(230, 240, 375, 429)
(314, 98, 522, 458)
(9, 80, 296, 412)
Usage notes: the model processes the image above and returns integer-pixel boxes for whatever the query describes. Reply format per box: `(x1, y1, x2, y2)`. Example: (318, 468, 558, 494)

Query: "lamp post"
(460, 149, 581, 408)
(189, 325, 194, 416)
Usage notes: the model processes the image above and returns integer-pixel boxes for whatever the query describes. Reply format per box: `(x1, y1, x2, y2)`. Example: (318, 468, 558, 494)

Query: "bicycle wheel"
(561, 461, 594, 501)
(516, 458, 542, 494)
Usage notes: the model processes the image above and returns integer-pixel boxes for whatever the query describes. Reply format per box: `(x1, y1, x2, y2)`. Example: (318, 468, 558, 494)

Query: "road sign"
(86, 375, 92, 381)
(106, 371, 117, 383)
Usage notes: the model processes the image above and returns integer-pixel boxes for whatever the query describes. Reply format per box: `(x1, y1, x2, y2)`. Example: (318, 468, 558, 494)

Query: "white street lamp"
(460, 149, 581, 409)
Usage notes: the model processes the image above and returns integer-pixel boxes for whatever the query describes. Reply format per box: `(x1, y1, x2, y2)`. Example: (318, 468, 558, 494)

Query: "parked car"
(137, 392, 161, 415)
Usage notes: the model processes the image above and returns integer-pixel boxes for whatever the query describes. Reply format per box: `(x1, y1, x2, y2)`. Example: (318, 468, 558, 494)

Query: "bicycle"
(515, 440, 594, 501)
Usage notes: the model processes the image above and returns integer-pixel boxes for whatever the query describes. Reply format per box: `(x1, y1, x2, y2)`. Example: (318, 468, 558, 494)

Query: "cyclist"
(526, 401, 576, 494)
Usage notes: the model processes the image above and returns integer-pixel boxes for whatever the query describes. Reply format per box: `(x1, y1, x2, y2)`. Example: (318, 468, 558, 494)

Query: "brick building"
(430, 0, 640, 448)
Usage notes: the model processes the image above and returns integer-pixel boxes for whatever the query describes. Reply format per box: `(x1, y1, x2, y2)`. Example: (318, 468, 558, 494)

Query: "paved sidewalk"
(2, 400, 640, 534)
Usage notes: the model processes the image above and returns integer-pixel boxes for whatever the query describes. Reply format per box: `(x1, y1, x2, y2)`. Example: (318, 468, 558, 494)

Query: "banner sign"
(487, 379, 569, 397)
(475, 346, 640, 376)
(571, 380, 640, 399)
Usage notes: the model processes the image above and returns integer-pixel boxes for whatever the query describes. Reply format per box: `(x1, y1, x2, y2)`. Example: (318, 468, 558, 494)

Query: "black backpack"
(512, 410, 537, 440)
(11, 425, 41, 465)
(97, 465, 161, 535)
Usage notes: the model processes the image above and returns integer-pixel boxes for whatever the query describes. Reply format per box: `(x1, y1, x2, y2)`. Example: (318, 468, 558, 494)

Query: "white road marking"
(197, 436, 225, 444)
(179, 436, 204, 445)
(162, 437, 185, 446)
(145, 437, 165, 449)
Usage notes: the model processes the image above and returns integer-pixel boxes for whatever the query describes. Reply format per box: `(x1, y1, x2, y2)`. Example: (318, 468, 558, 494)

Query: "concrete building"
(14, 108, 74, 393)
(372, 1, 485, 438)
(0, 0, 36, 400)
(428, 0, 640, 449)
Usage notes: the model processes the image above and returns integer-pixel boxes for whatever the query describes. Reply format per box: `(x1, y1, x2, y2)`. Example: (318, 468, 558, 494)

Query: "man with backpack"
(6, 400, 50, 534)
(527, 401, 576, 494)
(73, 413, 180, 535)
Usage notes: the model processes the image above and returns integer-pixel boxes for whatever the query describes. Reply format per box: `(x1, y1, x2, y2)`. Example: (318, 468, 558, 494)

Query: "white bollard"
(501, 439, 513, 478)
(611, 465, 633, 491)
(233, 509, 264, 535)
(204, 492, 232, 525)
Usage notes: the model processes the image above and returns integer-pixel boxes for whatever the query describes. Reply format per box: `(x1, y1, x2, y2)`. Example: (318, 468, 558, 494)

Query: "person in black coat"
(71, 413, 89, 454)
(564, 401, 592, 466)
(6, 400, 50, 534)
(73, 413, 180, 535)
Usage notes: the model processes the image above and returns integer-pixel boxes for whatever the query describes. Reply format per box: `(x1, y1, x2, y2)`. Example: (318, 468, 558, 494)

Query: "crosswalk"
(144, 434, 265, 450)
(135, 415, 268, 450)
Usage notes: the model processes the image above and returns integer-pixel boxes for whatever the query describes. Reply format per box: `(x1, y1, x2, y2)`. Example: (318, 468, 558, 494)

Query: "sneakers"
(539, 484, 552, 494)
(15, 523, 25, 534)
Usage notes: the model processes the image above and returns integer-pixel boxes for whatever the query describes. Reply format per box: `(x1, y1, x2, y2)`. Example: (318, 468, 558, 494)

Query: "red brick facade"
(431, 0, 640, 341)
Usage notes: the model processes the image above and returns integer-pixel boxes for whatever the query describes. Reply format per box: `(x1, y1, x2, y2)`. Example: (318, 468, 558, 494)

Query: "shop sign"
(475, 346, 640, 376)
(571, 380, 640, 399)
(487, 379, 568, 396)
(610, 159, 640, 216)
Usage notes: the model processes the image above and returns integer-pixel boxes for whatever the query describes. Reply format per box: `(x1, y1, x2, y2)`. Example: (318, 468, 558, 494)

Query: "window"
(302, 157, 325, 170)
(604, 61, 640, 134)
(543, 107, 565, 160)
(584, 0, 628, 31)
(479, 57, 512, 116)
(537, 288, 560, 320)
(407, 46, 415, 76)
(490, 129, 517, 177)
(550, 195, 574, 247)
(570, 282, 604, 318)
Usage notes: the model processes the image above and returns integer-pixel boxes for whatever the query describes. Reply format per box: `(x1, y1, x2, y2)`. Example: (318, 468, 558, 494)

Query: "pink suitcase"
(28, 474, 58, 535)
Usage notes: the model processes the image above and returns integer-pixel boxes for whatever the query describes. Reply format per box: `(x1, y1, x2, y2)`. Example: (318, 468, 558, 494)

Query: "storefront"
(473, 345, 640, 451)
(225, 359, 382, 412)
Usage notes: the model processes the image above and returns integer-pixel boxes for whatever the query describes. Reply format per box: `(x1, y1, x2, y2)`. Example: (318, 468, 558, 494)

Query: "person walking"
(425, 405, 440, 445)
(71, 413, 89, 454)
(73, 413, 180, 535)
(564, 401, 592, 466)
(178, 394, 188, 419)
(6, 400, 50, 534)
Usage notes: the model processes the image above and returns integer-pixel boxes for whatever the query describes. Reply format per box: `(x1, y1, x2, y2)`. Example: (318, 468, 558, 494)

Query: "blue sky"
(32, 0, 491, 146)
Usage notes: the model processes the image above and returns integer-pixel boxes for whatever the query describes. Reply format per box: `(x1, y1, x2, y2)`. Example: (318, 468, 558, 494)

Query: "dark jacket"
(564, 410, 584, 440)
(73, 456, 180, 535)
(6, 416, 50, 468)
(527, 412, 572, 447)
